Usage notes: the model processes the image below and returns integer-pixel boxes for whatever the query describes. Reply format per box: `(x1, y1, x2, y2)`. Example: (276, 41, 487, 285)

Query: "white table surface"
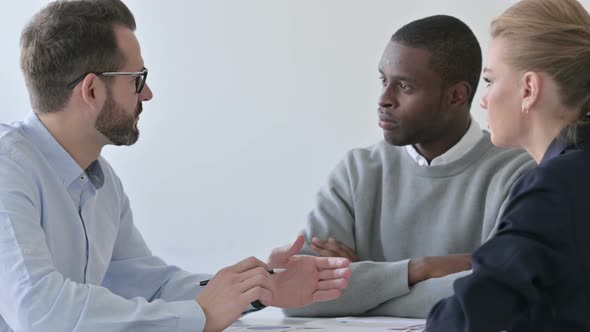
(225, 307, 426, 331)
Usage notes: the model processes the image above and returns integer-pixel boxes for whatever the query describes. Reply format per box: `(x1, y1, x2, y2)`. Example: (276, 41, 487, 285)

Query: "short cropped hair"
(391, 15, 482, 105)
(20, 0, 136, 113)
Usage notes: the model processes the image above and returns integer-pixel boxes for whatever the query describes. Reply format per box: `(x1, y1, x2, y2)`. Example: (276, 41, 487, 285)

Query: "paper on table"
(225, 324, 328, 331)
(225, 313, 425, 331)
(304, 316, 425, 330)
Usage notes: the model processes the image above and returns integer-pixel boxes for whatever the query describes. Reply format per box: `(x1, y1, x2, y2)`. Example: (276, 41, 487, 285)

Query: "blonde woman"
(426, 0, 590, 331)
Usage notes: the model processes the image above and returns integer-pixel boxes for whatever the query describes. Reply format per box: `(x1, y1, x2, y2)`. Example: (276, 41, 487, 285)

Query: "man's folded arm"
(365, 270, 471, 318)
(283, 260, 412, 316)
(283, 157, 413, 316)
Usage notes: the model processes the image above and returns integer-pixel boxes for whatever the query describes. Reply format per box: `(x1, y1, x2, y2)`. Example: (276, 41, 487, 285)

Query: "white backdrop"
(3, 1, 580, 274)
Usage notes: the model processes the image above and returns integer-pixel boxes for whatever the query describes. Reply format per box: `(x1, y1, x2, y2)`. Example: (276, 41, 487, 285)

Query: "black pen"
(199, 268, 286, 286)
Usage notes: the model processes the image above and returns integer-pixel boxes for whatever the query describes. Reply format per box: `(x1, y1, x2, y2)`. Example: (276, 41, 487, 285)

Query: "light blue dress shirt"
(0, 113, 210, 331)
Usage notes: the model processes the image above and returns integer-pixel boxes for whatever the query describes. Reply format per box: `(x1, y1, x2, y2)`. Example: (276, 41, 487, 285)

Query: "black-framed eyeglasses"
(67, 67, 148, 94)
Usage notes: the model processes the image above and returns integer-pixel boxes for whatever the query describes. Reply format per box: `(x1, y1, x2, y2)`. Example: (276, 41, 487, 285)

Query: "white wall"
(4, 1, 584, 273)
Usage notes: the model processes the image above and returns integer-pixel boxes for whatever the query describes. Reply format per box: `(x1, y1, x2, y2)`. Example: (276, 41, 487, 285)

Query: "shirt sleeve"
(0, 156, 206, 332)
(425, 166, 576, 332)
(283, 158, 411, 317)
(102, 172, 212, 303)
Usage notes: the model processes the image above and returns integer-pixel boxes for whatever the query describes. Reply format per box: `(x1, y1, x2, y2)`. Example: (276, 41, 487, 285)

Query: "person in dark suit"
(425, 0, 590, 331)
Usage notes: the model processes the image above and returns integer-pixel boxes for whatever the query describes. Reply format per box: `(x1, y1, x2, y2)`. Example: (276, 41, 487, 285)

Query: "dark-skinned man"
(270, 15, 534, 318)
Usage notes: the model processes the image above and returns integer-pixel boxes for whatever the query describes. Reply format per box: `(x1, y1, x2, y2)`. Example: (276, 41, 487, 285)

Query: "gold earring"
(521, 104, 529, 114)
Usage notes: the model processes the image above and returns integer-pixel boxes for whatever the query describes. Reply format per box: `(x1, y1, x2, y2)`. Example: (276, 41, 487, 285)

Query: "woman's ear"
(521, 71, 541, 112)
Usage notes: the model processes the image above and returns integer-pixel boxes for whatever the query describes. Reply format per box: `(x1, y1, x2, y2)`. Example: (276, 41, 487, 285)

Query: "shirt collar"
(86, 159, 105, 189)
(405, 118, 483, 167)
(21, 112, 104, 189)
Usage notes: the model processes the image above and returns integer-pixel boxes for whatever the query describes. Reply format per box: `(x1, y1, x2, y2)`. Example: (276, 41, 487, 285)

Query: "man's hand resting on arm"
(310, 237, 360, 262)
(301, 236, 471, 287)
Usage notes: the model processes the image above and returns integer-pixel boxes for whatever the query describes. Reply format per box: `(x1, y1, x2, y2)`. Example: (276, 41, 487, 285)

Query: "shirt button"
(418, 159, 426, 166)
(23, 248, 31, 255)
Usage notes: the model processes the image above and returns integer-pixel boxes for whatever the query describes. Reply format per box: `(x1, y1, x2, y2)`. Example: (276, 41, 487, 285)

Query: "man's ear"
(521, 71, 541, 111)
(448, 81, 471, 108)
(80, 74, 105, 113)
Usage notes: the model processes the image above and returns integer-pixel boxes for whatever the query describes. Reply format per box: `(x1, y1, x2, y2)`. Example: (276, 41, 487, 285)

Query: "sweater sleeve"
(365, 270, 471, 318)
(283, 156, 412, 316)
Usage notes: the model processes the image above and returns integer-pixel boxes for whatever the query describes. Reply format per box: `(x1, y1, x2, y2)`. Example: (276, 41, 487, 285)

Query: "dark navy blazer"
(426, 137, 590, 332)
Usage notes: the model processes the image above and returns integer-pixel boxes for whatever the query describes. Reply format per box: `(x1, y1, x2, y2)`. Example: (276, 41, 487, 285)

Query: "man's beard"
(95, 88, 141, 146)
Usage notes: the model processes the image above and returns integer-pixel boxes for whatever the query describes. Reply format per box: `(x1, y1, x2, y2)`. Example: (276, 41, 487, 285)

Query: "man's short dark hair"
(20, 0, 136, 114)
(391, 15, 482, 105)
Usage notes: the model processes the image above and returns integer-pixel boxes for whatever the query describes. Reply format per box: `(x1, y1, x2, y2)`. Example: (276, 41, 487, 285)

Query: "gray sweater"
(284, 132, 534, 318)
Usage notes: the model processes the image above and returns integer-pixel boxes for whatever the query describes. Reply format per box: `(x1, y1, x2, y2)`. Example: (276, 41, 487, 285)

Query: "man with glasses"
(66, 67, 148, 92)
(0, 1, 351, 332)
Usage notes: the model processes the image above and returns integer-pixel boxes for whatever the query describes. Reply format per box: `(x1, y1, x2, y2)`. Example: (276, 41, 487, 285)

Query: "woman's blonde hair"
(491, 0, 590, 143)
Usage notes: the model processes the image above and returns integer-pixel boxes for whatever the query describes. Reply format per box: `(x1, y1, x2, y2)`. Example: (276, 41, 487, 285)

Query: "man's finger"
(315, 256, 351, 269)
(286, 235, 305, 256)
(323, 238, 348, 255)
(318, 244, 351, 260)
(318, 267, 352, 280)
(317, 278, 349, 290)
(239, 271, 274, 294)
(310, 244, 322, 254)
(311, 237, 327, 249)
(315, 238, 355, 260)
(328, 237, 358, 259)
(310, 244, 338, 258)
(237, 266, 271, 284)
(326, 237, 346, 252)
(312, 289, 342, 302)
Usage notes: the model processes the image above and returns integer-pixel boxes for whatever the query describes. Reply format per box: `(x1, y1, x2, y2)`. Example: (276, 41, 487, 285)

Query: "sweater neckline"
(400, 131, 494, 178)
